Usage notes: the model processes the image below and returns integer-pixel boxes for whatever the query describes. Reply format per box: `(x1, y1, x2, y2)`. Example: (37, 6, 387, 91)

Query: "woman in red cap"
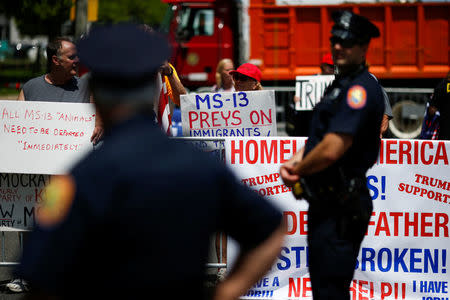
(230, 63, 263, 91)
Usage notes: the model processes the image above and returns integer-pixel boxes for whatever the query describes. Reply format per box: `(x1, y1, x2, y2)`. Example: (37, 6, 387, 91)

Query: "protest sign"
(0, 100, 95, 174)
(0, 173, 49, 230)
(295, 75, 334, 111)
(225, 137, 450, 300)
(180, 90, 277, 137)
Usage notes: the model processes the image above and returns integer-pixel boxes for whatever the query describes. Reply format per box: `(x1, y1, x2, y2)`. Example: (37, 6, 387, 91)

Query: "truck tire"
(387, 100, 424, 139)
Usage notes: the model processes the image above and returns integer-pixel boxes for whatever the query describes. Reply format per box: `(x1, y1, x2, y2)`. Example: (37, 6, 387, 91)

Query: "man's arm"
(380, 114, 389, 137)
(160, 63, 186, 106)
(17, 89, 25, 101)
(213, 223, 285, 300)
(280, 132, 353, 187)
(89, 95, 104, 145)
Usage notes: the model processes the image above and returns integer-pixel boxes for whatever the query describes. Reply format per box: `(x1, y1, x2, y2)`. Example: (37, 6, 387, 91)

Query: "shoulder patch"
(347, 85, 367, 109)
(36, 175, 76, 227)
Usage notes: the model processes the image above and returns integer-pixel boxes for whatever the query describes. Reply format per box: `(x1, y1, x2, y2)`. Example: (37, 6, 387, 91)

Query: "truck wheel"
(387, 100, 424, 139)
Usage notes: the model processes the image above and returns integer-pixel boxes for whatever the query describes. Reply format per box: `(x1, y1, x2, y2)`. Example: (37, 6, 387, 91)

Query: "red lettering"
(421, 213, 433, 237)
(230, 140, 243, 164)
(280, 140, 290, 163)
(211, 111, 220, 127)
(220, 111, 231, 126)
(200, 112, 210, 128)
(436, 213, 449, 237)
(261, 140, 278, 164)
(435, 142, 449, 165)
(231, 110, 241, 125)
(421, 141, 433, 165)
(399, 140, 412, 164)
(284, 211, 297, 235)
(245, 140, 258, 164)
(288, 278, 301, 297)
(249, 110, 259, 125)
(386, 140, 397, 164)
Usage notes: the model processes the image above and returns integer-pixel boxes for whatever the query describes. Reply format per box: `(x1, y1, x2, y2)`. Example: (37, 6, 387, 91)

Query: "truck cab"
(161, 0, 237, 90)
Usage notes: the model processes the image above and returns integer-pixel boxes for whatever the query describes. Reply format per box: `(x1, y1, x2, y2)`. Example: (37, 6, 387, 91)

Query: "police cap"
(331, 11, 380, 43)
(77, 23, 170, 85)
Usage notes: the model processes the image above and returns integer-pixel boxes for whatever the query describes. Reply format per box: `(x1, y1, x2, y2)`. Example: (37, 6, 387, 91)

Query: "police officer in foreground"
(280, 11, 384, 299)
(14, 24, 285, 300)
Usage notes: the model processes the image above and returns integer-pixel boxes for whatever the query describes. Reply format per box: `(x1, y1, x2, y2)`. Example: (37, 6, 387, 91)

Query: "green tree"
(98, 0, 168, 27)
(0, 0, 72, 39)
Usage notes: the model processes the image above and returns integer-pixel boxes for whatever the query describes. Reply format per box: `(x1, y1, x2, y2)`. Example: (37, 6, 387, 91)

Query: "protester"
(230, 63, 262, 91)
(14, 23, 285, 300)
(156, 60, 186, 135)
(212, 58, 235, 92)
(289, 53, 335, 136)
(280, 11, 384, 299)
(7, 36, 100, 293)
(16, 36, 103, 144)
(424, 71, 450, 140)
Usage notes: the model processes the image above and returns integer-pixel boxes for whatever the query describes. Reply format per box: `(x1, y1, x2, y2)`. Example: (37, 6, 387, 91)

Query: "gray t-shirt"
(23, 75, 90, 103)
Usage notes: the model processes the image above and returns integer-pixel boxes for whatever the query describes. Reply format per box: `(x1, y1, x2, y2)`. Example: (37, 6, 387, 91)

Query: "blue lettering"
(378, 248, 392, 272)
(195, 94, 210, 109)
(424, 249, 439, 273)
(410, 248, 422, 273)
(394, 248, 409, 272)
(361, 248, 376, 271)
(212, 93, 223, 108)
(367, 175, 378, 200)
(277, 247, 291, 270)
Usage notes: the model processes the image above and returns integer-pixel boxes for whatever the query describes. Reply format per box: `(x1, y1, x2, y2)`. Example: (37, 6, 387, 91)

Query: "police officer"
(15, 24, 285, 300)
(280, 11, 384, 299)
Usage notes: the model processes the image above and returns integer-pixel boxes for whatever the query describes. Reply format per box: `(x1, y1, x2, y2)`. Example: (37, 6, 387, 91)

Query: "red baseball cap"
(230, 63, 262, 82)
(321, 53, 333, 66)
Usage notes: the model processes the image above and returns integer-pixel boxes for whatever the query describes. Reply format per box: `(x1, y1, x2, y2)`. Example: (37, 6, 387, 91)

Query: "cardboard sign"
(180, 90, 277, 137)
(0, 173, 49, 230)
(295, 75, 334, 111)
(0, 101, 95, 174)
(225, 137, 450, 300)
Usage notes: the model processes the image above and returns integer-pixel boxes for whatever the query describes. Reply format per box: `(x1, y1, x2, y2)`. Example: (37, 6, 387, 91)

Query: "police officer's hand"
(280, 162, 301, 187)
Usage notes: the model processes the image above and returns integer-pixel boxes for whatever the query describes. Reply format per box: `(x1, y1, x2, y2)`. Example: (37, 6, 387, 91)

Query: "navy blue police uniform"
(14, 24, 282, 299)
(300, 11, 385, 299)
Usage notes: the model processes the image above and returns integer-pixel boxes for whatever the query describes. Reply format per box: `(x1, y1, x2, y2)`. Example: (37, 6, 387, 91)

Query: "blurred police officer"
(280, 11, 384, 299)
(15, 24, 284, 300)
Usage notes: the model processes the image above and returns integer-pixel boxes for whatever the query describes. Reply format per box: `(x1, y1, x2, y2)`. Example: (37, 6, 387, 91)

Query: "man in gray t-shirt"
(16, 37, 103, 145)
(18, 37, 89, 103)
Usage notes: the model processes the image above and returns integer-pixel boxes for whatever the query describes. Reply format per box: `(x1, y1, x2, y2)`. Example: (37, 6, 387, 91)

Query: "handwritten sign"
(295, 75, 334, 111)
(0, 173, 49, 230)
(0, 100, 95, 174)
(180, 90, 277, 137)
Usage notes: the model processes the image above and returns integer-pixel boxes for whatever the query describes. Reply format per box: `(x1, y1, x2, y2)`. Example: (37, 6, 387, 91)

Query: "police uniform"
(14, 24, 282, 299)
(301, 12, 384, 298)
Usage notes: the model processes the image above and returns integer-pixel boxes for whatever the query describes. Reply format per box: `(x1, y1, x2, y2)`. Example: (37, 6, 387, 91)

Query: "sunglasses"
(232, 73, 255, 82)
(330, 36, 358, 48)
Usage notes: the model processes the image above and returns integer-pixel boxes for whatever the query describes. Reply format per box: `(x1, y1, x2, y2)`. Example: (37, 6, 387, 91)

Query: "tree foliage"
(98, 0, 168, 28)
(1, 0, 72, 39)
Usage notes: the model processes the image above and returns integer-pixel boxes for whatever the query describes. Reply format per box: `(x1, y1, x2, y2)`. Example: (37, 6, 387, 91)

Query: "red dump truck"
(161, 0, 450, 138)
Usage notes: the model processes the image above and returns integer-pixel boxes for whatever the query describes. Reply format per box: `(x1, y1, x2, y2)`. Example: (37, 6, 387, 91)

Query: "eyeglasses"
(330, 36, 358, 48)
(232, 73, 255, 82)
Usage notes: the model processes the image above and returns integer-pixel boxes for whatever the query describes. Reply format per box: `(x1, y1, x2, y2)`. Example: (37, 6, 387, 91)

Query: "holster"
(298, 167, 368, 240)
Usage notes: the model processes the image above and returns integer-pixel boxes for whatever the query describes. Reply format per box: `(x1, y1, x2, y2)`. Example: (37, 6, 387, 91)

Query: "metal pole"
(75, 0, 88, 39)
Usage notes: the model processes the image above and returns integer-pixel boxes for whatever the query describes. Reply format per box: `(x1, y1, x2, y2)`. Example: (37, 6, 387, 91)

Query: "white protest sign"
(180, 90, 277, 137)
(0, 173, 49, 231)
(225, 137, 450, 300)
(295, 75, 334, 111)
(0, 100, 95, 174)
